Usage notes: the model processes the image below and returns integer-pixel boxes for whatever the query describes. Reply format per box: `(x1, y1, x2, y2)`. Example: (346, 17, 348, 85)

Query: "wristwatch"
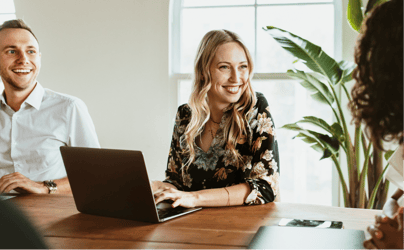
(43, 180, 57, 194)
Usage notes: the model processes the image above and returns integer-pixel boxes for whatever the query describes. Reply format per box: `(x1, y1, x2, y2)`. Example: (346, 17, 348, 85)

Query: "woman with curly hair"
(152, 30, 280, 208)
(349, 0, 403, 248)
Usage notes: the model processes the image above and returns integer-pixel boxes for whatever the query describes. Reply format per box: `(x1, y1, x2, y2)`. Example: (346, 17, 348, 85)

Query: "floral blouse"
(164, 92, 280, 205)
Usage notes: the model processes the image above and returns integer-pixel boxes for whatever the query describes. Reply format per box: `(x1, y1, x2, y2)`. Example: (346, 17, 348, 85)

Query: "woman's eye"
(240, 65, 248, 69)
(219, 65, 229, 70)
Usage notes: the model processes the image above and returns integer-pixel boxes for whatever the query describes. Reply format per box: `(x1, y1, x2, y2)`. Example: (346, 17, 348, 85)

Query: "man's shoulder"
(42, 88, 86, 108)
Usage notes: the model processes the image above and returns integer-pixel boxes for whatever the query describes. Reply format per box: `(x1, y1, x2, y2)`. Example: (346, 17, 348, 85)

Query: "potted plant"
(264, 20, 394, 208)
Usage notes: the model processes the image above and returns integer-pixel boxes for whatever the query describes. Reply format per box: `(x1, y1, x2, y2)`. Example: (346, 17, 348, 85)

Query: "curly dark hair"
(349, 0, 403, 150)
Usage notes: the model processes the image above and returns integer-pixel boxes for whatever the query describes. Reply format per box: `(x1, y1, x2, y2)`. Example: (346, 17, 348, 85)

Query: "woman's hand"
(383, 189, 403, 218)
(153, 186, 198, 208)
(363, 207, 403, 249)
(383, 198, 400, 218)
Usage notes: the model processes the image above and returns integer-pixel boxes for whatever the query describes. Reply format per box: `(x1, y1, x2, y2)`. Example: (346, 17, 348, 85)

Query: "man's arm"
(0, 172, 71, 194)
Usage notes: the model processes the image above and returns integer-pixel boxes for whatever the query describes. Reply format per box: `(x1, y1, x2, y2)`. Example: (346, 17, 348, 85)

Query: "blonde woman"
(153, 30, 279, 208)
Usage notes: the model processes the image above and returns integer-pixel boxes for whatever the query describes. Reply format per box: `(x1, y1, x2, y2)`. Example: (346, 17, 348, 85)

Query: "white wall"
(13, 0, 172, 181)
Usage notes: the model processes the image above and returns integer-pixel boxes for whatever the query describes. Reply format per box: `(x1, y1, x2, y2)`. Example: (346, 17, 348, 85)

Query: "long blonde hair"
(183, 30, 257, 168)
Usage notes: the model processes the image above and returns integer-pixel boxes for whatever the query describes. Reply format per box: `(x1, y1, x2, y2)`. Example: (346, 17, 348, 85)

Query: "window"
(0, 0, 16, 93)
(0, 0, 15, 24)
(171, 0, 341, 206)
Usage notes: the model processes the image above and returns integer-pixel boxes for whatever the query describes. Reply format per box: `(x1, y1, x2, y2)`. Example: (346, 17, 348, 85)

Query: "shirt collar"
(24, 82, 45, 110)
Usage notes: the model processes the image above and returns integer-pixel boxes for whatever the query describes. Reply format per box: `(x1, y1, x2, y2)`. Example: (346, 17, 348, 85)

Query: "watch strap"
(43, 180, 57, 194)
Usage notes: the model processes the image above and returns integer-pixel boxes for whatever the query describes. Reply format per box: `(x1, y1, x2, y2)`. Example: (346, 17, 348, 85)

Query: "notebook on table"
(248, 226, 365, 249)
(60, 146, 201, 223)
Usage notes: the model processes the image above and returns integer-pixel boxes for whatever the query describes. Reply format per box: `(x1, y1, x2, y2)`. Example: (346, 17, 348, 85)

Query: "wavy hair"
(183, 30, 256, 168)
(349, 0, 403, 150)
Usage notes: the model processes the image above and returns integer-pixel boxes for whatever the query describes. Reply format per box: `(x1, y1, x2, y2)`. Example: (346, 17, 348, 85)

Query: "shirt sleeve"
(163, 105, 188, 190)
(67, 98, 100, 148)
(244, 93, 280, 205)
(386, 144, 404, 191)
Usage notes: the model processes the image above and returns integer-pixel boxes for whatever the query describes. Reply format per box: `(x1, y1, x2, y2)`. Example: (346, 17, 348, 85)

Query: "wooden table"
(9, 194, 380, 249)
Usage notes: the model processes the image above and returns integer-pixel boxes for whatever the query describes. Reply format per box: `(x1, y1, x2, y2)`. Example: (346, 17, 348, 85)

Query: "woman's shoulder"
(177, 103, 192, 120)
(254, 92, 269, 109)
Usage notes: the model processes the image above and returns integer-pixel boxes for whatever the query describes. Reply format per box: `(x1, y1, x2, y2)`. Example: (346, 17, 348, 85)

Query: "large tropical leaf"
(296, 117, 346, 150)
(294, 132, 332, 160)
(282, 123, 339, 160)
(348, 0, 364, 32)
(294, 133, 323, 151)
(264, 26, 342, 85)
(287, 70, 334, 106)
(330, 123, 345, 144)
(338, 60, 356, 84)
(296, 116, 332, 133)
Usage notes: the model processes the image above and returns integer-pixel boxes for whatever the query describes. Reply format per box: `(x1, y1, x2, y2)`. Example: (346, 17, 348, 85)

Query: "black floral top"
(164, 92, 280, 205)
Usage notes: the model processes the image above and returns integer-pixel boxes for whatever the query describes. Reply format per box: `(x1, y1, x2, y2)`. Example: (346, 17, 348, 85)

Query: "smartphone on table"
(278, 218, 343, 229)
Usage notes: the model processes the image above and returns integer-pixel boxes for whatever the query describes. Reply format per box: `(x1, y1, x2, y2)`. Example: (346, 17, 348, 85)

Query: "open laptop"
(248, 226, 365, 249)
(60, 146, 201, 223)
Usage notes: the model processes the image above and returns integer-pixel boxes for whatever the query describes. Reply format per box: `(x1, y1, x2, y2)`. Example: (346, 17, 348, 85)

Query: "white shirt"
(0, 82, 100, 181)
(387, 144, 404, 206)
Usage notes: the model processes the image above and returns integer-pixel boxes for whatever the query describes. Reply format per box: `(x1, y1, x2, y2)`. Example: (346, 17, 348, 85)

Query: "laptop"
(60, 146, 201, 223)
(248, 226, 365, 249)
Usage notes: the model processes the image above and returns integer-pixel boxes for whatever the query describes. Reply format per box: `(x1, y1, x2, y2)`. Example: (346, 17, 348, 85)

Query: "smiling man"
(0, 19, 100, 194)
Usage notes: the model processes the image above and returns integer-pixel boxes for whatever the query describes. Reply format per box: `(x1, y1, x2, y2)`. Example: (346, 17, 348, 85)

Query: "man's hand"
(0, 172, 48, 194)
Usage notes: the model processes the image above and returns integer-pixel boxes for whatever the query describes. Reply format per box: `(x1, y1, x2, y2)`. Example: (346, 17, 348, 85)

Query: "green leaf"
(348, 0, 364, 32)
(338, 60, 356, 84)
(288, 70, 334, 105)
(281, 123, 303, 131)
(304, 129, 340, 156)
(315, 132, 340, 154)
(264, 26, 342, 85)
(384, 149, 396, 161)
(320, 149, 332, 160)
(311, 143, 324, 153)
(294, 133, 331, 160)
(331, 123, 344, 143)
(284, 127, 339, 160)
(297, 116, 332, 133)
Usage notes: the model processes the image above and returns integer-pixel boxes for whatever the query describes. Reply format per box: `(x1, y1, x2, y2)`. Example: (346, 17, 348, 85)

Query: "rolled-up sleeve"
(67, 98, 100, 148)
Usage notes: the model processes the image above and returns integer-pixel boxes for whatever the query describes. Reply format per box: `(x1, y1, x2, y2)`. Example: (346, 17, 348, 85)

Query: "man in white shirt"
(0, 19, 100, 194)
